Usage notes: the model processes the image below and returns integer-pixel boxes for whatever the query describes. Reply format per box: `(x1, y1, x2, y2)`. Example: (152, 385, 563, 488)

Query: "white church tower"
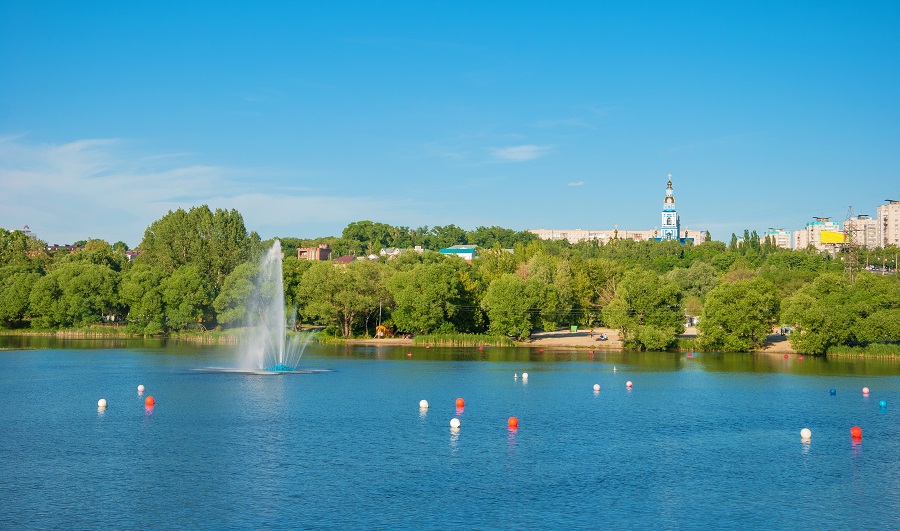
(660, 174, 680, 241)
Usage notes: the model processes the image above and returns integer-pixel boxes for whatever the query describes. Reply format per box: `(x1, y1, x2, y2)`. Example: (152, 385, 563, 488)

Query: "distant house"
(378, 246, 426, 259)
(46, 244, 84, 254)
(333, 255, 355, 265)
(298, 244, 331, 261)
(439, 244, 477, 261)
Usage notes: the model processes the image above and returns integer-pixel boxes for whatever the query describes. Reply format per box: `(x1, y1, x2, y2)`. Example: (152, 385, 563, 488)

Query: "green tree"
(297, 261, 384, 337)
(28, 262, 119, 328)
(571, 258, 626, 326)
(0, 228, 47, 268)
(602, 269, 683, 350)
(699, 277, 778, 352)
(213, 262, 257, 328)
(0, 266, 41, 327)
(781, 272, 855, 354)
(481, 274, 540, 339)
(119, 263, 166, 334)
(138, 205, 256, 290)
(161, 266, 214, 331)
(388, 260, 464, 334)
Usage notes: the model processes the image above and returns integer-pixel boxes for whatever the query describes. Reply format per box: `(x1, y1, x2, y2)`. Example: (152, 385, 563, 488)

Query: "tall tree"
(388, 260, 464, 334)
(699, 277, 778, 352)
(28, 262, 119, 328)
(119, 263, 166, 334)
(0, 266, 41, 327)
(602, 269, 683, 350)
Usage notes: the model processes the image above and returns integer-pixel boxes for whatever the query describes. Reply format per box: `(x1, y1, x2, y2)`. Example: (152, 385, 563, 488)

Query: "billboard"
(820, 230, 845, 244)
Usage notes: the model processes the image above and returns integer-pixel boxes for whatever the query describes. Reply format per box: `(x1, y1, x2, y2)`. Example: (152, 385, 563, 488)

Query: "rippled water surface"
(1, 339, 898, 529)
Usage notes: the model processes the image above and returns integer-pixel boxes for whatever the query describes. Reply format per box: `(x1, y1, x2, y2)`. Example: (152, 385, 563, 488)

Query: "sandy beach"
(346, 325, 799, 354)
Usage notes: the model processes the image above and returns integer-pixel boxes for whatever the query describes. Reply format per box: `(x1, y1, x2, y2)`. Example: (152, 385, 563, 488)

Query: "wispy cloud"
(489, 144, 552, 162)
(567, 181, 585, 187)
(0, 136, 400, 246)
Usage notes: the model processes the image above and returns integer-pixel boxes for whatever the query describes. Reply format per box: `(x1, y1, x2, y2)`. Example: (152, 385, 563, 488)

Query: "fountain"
(240, 240, 314, 372)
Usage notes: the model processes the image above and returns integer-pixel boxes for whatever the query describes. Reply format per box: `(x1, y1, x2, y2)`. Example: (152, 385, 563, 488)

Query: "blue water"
(1, 342, 899, 529)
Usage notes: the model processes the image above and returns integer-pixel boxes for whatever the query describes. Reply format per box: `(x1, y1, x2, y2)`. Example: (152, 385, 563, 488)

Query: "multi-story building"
(877, 200, 900, 248)
(297, 244, 331, 261)
(529, 176, 706, 245)
(762, 229, 792, 250)
(843, 215, 880, 250)
(794, 217, 843, 252)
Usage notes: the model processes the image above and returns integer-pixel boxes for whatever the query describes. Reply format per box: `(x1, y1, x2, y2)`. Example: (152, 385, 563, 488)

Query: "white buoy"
(450, 418, 461, 428)
(97, 398, 107, 408)
(419, 399, 429, 409)
(522, 372, 529, 380)
(137, 384, 145, 393)
(626, 381, 633, 389)
(514, 373, 518, 379)
(800, 428, 812, 439)
(862, 387, 870, 395)
(613, 366, 617, 372)
(593, 384, 601, 392)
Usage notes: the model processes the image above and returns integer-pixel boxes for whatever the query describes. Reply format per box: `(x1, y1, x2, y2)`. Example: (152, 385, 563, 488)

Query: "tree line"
(1, 205, 899, 354)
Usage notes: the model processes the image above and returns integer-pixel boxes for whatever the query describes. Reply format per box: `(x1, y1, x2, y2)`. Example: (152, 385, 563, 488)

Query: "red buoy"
(850, 426, 862, 439)
(784, 354, 789, 359)
(456, 397, 465, 408)
(145, 396, 155, 406)
(508, 417, 519, 428)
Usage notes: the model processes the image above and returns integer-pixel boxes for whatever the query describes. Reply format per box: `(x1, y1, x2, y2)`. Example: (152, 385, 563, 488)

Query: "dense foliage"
(2, 212, 899, 354)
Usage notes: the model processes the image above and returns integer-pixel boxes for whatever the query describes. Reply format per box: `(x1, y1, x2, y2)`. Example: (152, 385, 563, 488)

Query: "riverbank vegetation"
(2, 206, 899, 356)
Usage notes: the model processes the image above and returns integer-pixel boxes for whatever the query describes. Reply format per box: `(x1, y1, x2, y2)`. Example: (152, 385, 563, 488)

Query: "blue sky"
(1, 1, 898, 247)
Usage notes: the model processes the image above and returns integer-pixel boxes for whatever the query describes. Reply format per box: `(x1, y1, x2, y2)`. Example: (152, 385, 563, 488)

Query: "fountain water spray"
(241, 240, 313, 371)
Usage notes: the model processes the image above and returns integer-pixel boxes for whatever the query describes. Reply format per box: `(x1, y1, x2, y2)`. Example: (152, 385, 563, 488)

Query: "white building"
(794, 217, 843, 252)
(529, 176, 707, 245)
(877, 200, 900, 248)
(762, 229, 792, 250)
(843, 215, 880, 250)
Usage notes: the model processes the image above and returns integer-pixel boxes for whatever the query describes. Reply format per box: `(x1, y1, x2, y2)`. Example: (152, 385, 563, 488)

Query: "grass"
(674, 337, 700, 352)
(826, 343, 900, 358)
(413, 333, 515, 347)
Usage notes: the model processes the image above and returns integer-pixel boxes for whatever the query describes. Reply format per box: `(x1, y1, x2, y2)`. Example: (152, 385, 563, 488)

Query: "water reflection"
(2, 336, 898, 377)
(449, 427, 460, 452)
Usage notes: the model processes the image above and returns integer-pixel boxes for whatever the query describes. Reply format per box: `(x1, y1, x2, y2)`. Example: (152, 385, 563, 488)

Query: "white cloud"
(489, 144, 552, 162)
(567, 181, 585, 187)
(0, 136, 408, 246)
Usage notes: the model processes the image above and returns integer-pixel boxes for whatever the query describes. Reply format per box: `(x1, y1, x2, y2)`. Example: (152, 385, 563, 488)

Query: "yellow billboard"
(820, 230, 845, 244)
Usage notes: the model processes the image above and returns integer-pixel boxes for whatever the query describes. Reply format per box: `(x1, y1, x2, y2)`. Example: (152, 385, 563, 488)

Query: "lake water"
(1, 338, 899, 529)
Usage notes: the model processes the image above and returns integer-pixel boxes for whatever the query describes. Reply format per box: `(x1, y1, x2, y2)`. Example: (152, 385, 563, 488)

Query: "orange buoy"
(145, 396, 155, 406)
(508, 416, 519, 428)
(478, 346, 484, 351)
(589, 350, 594, 354)
(456, 397, 465, 408)
(850, 426, 862, 439)
(798, 355, 803, 360)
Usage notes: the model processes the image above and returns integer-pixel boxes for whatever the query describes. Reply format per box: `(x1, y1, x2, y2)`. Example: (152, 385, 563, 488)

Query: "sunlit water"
(1, 338, 898, 529)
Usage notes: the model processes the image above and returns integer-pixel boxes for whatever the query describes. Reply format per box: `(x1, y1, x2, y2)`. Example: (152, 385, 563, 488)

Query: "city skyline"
(1, 2, 898, 247)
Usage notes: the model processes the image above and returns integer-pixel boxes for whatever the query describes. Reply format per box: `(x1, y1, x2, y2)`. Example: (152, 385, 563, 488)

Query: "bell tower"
(660, 174, 680, 241)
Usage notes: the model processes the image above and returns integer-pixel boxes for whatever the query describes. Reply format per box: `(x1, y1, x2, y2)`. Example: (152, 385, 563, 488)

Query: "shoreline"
(296, 326, 803, 355)
(0, 327, 813, 356)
